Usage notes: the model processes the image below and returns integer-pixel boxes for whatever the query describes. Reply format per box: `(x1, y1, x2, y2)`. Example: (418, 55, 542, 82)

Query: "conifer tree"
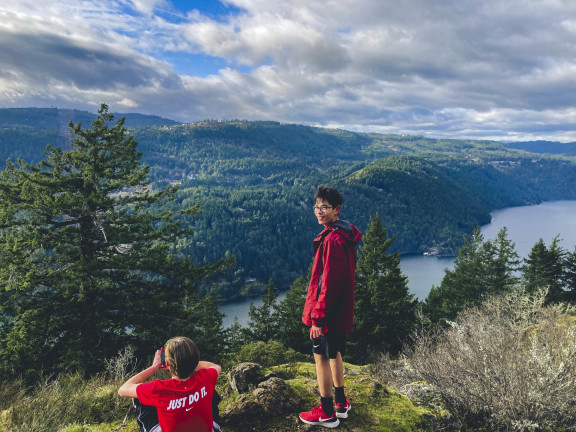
(563, 246, 576, 303)
(225, 317, 246, 354)
(181, 291, 227, 362)
(274, 275, 310, 354)
(0, 105, 231, 380)
(425, 227, 520, 324)
(522, 236, 566, 303)
(350, 213, 417, 362)
(243, 280, 280, 343)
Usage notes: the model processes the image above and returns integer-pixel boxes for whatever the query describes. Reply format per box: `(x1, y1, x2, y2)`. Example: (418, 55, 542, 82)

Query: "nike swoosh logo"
(186, 407, 193, 411)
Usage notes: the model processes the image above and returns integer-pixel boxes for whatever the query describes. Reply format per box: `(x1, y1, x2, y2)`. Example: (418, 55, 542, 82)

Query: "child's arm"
(118, 349, 162, 398)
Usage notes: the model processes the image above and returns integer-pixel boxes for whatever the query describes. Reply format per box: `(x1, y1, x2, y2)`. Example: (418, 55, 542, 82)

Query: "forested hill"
(504, 140, 576, 156)
(2, 108, 576, 298)
(0, 107, 179, 163)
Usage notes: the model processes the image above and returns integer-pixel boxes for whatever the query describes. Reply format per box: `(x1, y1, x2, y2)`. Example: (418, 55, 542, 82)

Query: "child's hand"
(152, 349, 163, 369)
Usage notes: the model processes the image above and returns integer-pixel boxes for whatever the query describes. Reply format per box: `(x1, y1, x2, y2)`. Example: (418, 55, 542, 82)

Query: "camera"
(160, 347, 168, 369)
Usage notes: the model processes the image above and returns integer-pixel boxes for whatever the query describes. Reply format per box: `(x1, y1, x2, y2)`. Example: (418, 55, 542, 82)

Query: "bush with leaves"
(235, 340, 308, 368)
(377, 287, 576, 431)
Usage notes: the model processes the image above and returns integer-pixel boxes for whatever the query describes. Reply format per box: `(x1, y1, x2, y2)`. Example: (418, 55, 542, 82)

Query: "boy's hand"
(310, 325, 324, 339)
(152, 349, 163, 369)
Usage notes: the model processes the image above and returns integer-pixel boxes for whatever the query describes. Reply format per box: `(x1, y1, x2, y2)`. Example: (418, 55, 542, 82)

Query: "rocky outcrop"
(222, 362, 299, 426)
(217, 361, 446, 431)
(228, 362, 262, 394)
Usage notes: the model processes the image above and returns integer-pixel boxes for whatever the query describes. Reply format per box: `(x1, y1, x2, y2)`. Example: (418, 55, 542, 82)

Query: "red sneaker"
(335, 397, 351, 418)
(299, 404, 340, 428)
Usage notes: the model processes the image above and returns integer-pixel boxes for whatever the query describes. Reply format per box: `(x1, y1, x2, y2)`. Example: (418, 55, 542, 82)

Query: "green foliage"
(0, 359, 435, 432)
(0, 105, 232, 380)
(180, 291, 228, 363)
(504, 140, 576, 156)
(350, 214, 418, 362)
(0, 373, 122, 432)
(424, 228, 520, 323)
(565, 246, 576, 303)
(224, 317, 245, 355)
(274, 275, 311, 354)
(3, 109, 576, 299)
(234, 340, 308, 367)
(522, 236, 566, 303)
(242, 280, 281, 343)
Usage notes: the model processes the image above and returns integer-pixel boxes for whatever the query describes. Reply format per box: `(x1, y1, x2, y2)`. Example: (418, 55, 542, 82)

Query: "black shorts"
(312, 331, 346, 359)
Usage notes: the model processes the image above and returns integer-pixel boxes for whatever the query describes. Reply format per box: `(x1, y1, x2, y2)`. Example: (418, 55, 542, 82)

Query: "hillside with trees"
(0, 107, 575, 432)
(2, 108, 576, 297)
(504, 140, 576, 156)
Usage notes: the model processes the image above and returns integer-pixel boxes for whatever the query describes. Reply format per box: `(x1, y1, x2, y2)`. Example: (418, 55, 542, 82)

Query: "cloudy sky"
(1, 0, 576, 142)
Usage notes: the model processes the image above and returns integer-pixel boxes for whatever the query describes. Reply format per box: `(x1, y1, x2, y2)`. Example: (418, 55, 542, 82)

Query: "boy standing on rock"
(300, 186, 362, 428)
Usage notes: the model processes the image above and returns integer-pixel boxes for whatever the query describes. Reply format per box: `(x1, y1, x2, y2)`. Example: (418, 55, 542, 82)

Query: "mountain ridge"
(2, 107, 576, 295)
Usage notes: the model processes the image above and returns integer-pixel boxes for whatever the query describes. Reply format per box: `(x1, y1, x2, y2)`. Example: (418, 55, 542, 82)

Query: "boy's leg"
(314, 352, 334, 397)
(299, 343, 340, 428)
(329, 352, 344, 388)
(133, 398, 160, 432)
(328, 339, 351, 419)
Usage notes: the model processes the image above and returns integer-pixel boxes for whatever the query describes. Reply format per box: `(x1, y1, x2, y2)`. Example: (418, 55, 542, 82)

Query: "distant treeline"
(2, 108, 576, 298)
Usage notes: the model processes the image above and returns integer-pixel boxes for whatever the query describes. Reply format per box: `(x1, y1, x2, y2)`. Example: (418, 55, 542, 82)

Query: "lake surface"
(221, 200, 576, 327)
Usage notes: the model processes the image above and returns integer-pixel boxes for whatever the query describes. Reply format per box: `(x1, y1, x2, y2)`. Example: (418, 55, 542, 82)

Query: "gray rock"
(229, 362, 262, 394)
(252, 377, 296, 416)
(222, 375, 299, 426)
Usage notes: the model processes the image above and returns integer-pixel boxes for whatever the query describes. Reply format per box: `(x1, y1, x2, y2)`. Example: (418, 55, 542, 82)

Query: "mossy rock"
(219, 362, 434, 432)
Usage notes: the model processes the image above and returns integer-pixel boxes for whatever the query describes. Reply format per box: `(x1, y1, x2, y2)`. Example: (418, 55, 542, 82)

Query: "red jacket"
(302, 220, 362, 334)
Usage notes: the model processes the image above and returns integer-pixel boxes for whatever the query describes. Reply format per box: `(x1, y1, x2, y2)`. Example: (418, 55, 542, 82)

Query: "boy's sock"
(334, 386, 346, 405)
(320, 396, 335, 416)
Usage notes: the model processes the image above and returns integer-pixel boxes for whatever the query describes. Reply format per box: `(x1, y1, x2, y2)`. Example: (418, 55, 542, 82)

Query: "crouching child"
(118, 336, 222, 432)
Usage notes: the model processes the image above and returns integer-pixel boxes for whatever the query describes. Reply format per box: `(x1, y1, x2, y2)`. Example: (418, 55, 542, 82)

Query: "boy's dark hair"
(314, 186, 344, 208)
(165, 336, 200, 379)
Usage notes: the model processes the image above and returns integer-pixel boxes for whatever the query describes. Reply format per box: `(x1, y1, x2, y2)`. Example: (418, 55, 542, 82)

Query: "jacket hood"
(324, 219, 362, 246)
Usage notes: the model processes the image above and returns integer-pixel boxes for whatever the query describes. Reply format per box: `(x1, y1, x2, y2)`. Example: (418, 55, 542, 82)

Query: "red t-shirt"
(136, 367, 219, 432)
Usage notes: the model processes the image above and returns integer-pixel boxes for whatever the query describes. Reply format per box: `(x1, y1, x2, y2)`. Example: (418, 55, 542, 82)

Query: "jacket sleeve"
(311, 235, 347, 327)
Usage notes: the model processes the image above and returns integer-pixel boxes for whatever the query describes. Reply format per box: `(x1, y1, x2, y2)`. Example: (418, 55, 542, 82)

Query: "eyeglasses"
(313, 205, 333, 213)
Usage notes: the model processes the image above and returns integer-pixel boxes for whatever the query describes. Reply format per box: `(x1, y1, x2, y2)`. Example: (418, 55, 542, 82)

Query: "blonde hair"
(165, 337, 200, 379)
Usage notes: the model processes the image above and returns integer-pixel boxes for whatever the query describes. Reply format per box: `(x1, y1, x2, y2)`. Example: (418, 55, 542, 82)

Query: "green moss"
(249, 362, 433, 432)
(58, 420, 137, 432)
(1, 361, 436, 432)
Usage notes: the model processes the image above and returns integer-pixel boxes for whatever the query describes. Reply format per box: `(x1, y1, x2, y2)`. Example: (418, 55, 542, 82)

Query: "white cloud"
(1, 0, 576, 141)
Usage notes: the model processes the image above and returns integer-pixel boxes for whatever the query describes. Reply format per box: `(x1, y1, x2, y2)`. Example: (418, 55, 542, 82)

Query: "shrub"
(1, 373, 121, 432)
(104, 346, 140, 382)
(0, 379, 24, 411)
(235, 340, 308, 367)
(377, 287, 576, 431)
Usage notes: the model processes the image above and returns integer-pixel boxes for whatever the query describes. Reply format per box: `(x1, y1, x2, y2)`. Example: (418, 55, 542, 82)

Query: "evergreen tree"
(0, 105, 231, 380)
(181, 291, 227, 363)
(522, 236, 566, 303)
(563, 246, 576, 303)
(486, 227, 522, 295)
(225, 317, 246, 354)
(274, 275, 310, 354)
(425, 227, 520, 324)
(242, 280, 280, 343)
(350, 214, 417, 362)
